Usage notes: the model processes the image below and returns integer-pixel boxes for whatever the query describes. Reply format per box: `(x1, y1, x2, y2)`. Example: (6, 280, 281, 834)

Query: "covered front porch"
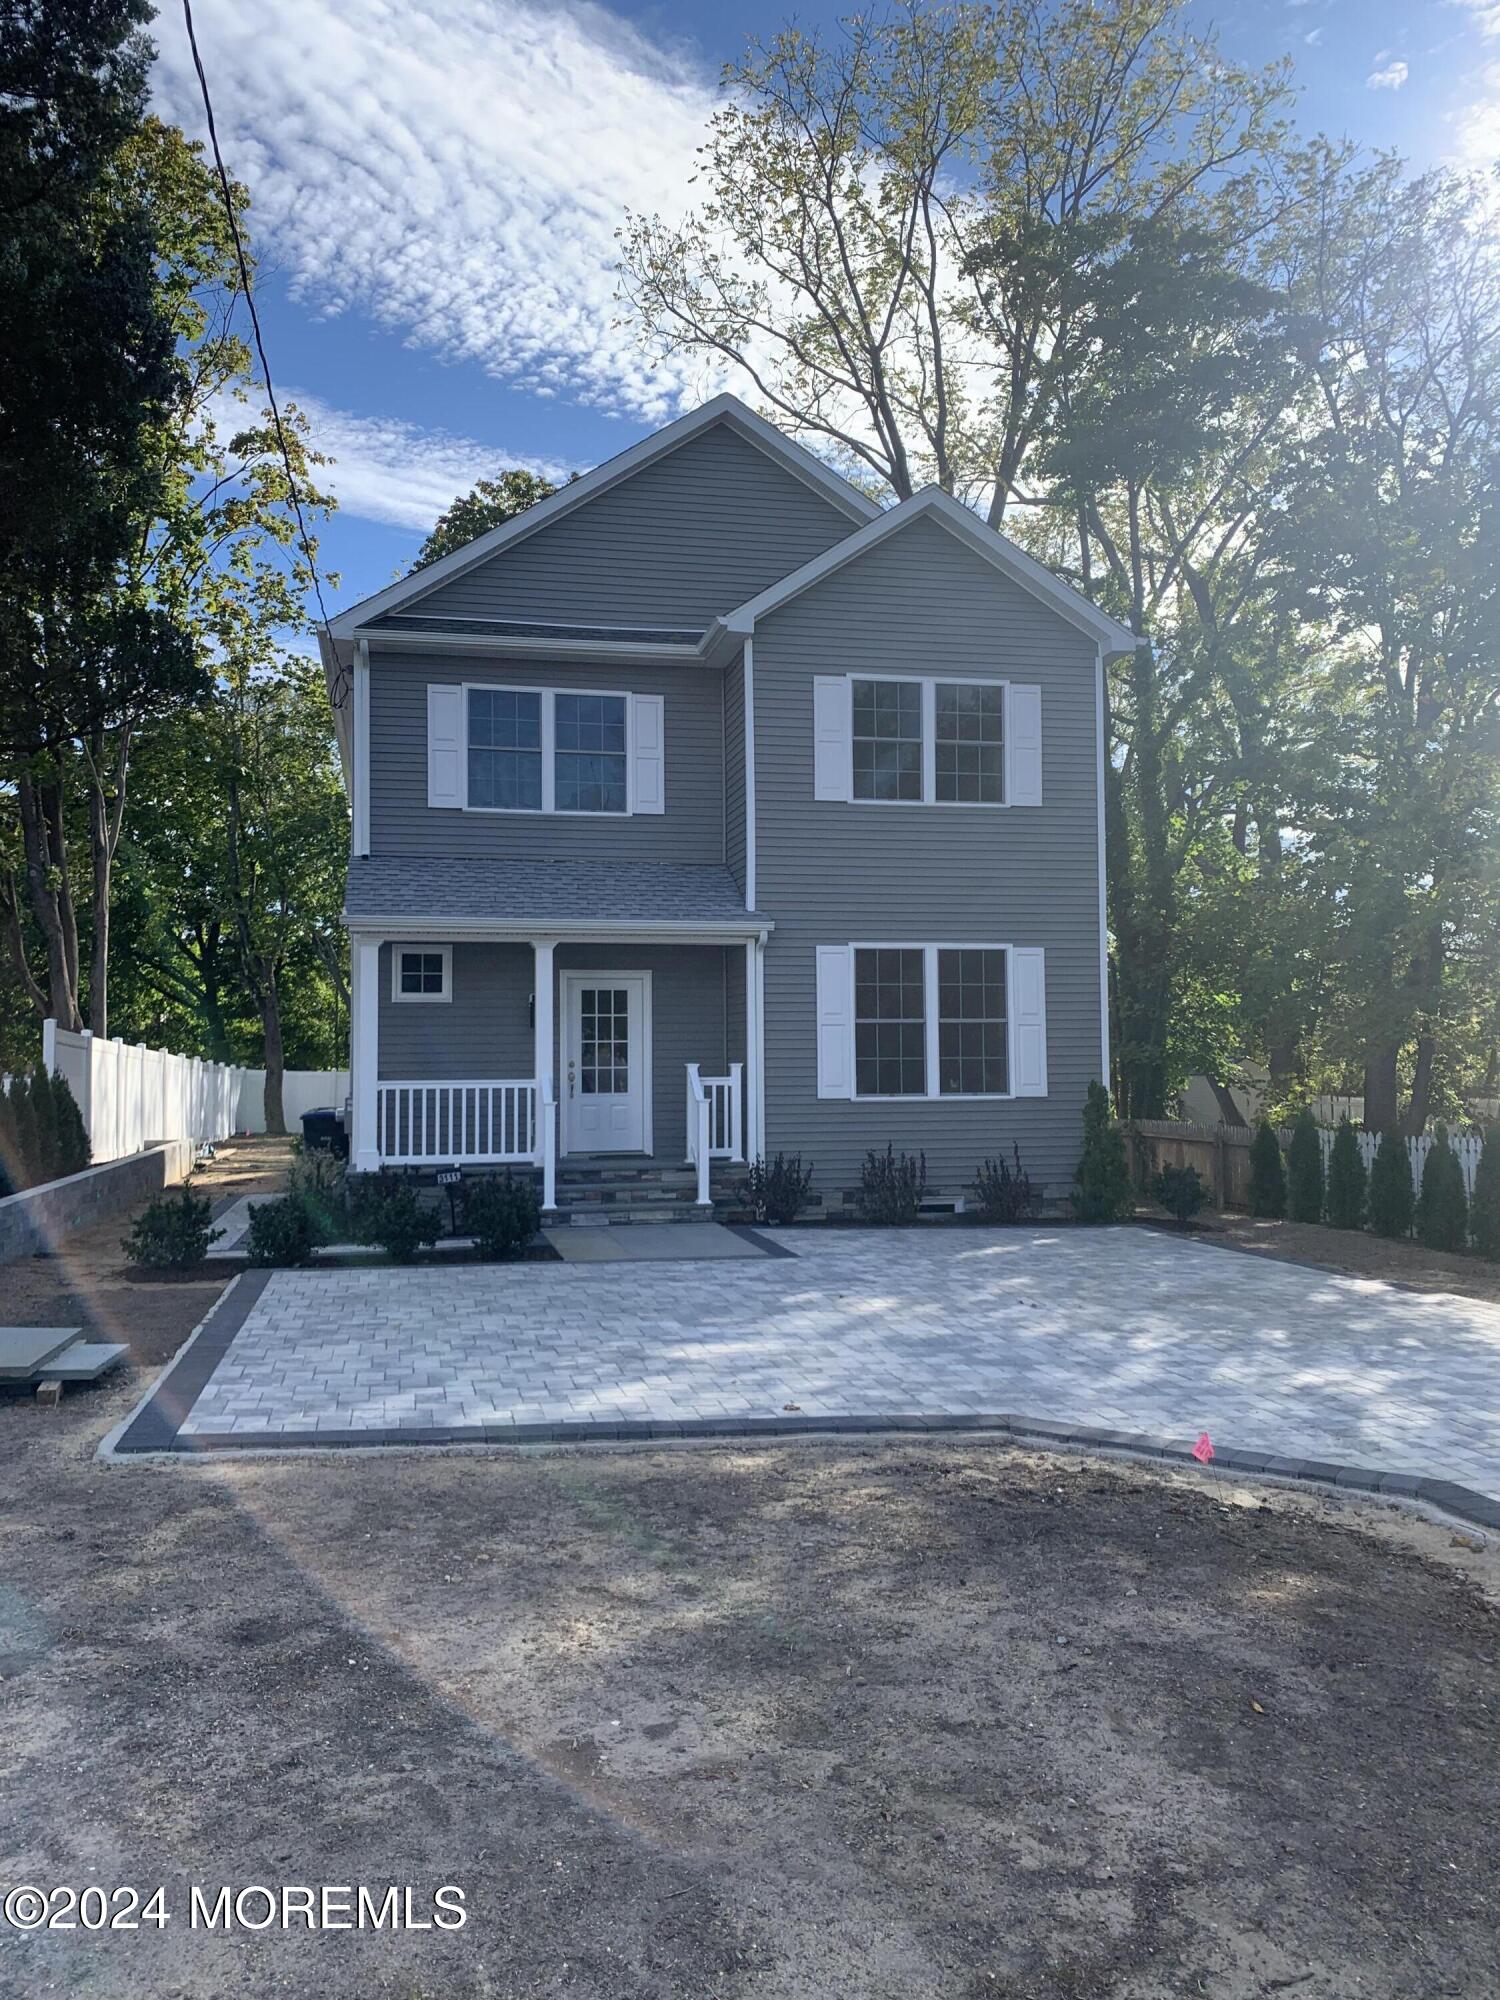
(344, 860, 769, 1213)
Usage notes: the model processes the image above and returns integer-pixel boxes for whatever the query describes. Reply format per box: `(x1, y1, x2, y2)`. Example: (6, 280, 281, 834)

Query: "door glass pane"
(580, 986, 629, 1095)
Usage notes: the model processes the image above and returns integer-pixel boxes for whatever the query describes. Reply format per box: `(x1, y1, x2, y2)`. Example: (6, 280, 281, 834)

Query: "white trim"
(1095, 646, 1111, 1088)
(352, 639, 370, 857)
(390, 943, 452, 1003)
(367, 627, 702, 662)
(843, 942, 1033, 1100)
(347, 917, 772, 943)
(752, 937, 767, 1157)
(560, 969, 653, 1156)
(351, 937, 381, 1172)
(846, 672, 1011, 808)
(328, 394, 878, 638)
(742, 638, 757, 910)
(458, 680, 635, 818)
(722, 486, 1138, 654)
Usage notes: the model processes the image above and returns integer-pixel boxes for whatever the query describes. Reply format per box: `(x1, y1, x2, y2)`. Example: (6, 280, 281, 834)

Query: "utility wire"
(179, 0, 342, 695)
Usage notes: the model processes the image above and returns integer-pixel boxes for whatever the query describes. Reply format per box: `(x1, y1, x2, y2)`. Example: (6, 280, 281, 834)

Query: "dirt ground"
(2, 1135, 292, 1368)
(1188, 1211, 1500, 1305)
(1, 1372, 1497, 1998)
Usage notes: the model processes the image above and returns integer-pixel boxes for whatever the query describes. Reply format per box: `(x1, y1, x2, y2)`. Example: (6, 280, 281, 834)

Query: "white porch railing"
(685, 1062, 742, 1206)
(376, 1080, 536, 1165)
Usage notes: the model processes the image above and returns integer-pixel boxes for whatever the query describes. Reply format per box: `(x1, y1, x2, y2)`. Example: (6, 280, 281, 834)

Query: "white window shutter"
(631, 693, 665, 814)
(1005, 684, 1043, 806)
(815, 946, 853, 1098)
(427, 684, 464, 809)
(812, 675, 852, 801)
(1011, 947, 1048, 1096)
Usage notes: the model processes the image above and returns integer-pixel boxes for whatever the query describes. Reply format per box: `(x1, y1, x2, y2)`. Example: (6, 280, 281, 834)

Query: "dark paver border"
(723, 1224, 800, 1259)
(106, 1348, 1500, 1533)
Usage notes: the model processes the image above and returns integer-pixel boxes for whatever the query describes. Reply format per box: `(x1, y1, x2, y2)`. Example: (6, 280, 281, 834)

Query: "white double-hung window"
(815, 943, 1048, 1100)
(815, 674, 1042, 807)
(426, 682, 664, 815)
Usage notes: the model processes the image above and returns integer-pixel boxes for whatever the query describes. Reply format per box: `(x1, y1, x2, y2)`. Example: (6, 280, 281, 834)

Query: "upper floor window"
(839, 675, 1014, 807)
(459, 684, 637, 816)
(554, 693, 628, 813)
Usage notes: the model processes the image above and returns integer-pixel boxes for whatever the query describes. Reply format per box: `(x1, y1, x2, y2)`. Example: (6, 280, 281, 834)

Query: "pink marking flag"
(1191, 1432, 1215, 1464)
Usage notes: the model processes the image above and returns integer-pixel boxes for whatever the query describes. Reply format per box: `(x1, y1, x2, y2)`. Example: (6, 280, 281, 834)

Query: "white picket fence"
(1314, 1124, 1485, 1199)
(41, 1021, 347, 1166)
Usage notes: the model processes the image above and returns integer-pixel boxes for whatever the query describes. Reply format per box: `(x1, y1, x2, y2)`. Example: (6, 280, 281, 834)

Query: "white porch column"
(745, 937, 767, 1163)
(351, 936, 381, 1172)
(533, 940, 556, 1208)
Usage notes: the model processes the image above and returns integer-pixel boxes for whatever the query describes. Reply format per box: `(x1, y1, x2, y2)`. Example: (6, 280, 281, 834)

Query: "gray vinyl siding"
(413, 424, 857, 629)
(752, 513, 1104, 1195)
(378, 942, 533, 1080)
(375, 941, 732, 1167)
(723, 650, 745, 891)
(369, 649, 722, 862)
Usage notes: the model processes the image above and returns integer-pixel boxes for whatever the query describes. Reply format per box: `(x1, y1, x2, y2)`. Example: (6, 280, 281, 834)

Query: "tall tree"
(409, 469, 558, 572)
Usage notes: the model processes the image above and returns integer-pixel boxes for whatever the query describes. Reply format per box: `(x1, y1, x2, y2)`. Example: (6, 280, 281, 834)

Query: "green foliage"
(1072, 1082, 1132, 1223)
(123, 1186, 223, 1270)
(26, 1069, 61, 1183)
(7, 1076, 39, 1193)
(461, 1172, 541, 1261)
(350, 1172, 437, 1264)
(1286, 1109, 1324, 1224)
(970, 1143, 1035, 1223)
(245, 1195, 318, 1268)
(1414, 1126, 1468, 1255)
(410, 470, 558, 571)
(52, 1071, 91, 1176)
(738, 1152, 815, 1225)
(1325, 1118, 1367, 1231)
(1152, 1164, 1206, 1226)
(1470, 1129, 1500, 1262)
(285, 1147, 351, 1245)
(1368, 1132, 1415, 1240)
(1249, 1121, 1286, 1219)
(855, 1145, 927, 1226)
(0, 1069, 89, 1191)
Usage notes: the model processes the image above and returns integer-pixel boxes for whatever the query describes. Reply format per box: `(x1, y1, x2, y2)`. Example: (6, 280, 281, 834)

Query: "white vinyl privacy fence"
(1316, 1123, 1485, 1199)
(42, 1021, 347, 1166)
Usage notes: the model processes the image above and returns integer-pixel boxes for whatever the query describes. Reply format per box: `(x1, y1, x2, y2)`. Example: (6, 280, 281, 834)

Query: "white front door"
(562, 973, 650, 1154)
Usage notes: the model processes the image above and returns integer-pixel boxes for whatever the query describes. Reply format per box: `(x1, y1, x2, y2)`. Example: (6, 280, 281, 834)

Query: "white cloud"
(1304, 28, 1325, 46)
(150, 0, 721, 424)
(1449, 0, 1500, 38)
(1367, 59, 1410, 88)
(205, 387, 574, 532)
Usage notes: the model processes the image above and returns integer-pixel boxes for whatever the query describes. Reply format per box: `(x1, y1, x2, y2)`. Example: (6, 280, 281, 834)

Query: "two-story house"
(319, 394, 1134, 1219)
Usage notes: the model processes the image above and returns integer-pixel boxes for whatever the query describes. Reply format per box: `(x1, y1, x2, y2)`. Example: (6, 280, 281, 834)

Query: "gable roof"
(325, 394, 880, 641)
(709, 485, 1138, 657)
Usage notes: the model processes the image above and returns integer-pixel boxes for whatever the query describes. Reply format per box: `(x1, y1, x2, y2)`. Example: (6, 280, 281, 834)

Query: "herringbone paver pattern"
(169, 1229, 1500, 1496)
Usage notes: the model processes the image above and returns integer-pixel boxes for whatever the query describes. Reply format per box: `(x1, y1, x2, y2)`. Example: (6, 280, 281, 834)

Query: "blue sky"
(148, 0, 1500, 617)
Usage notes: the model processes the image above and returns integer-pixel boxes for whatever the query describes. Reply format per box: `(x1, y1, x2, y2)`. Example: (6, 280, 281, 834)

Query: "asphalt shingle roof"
(344, 857, 762, 929)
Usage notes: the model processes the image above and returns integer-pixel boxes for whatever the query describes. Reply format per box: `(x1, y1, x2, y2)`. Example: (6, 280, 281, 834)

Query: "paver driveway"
(115, 1226, 1500, 1500)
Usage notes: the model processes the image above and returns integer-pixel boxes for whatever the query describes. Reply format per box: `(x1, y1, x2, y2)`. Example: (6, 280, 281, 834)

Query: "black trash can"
(301, 1106, 348, 1157)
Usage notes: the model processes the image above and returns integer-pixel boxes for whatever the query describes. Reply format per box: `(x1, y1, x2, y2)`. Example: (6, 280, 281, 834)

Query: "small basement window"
(392, 945, 452, 1002)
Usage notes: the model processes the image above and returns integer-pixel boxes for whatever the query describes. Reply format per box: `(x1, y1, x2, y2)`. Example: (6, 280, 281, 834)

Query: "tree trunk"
(1406, 1033, 1436, 1137)
(1363, 1041, 1401, 1135)
(258, 964, 286, 1136)
(88, 785, 110, 1040)
(1114, 634, 1174, 1120)
(16, 769, 82, 1030)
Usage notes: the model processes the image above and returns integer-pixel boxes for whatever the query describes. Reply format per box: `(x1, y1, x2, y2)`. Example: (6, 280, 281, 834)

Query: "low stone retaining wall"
(0, 1139, 195, 1265)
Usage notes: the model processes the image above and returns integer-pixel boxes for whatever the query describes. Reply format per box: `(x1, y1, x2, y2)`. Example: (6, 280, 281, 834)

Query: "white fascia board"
(363, 627, 704, 664)
(344, 916, 773, 943)
(723, 486, 1139, 656)
(327, 393, 879, 640)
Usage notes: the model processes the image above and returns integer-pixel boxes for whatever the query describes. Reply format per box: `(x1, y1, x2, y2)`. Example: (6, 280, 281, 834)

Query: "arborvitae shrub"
(1325, 1117, 1367, 1231)
(1286, 1108, 1324, 1223)
(1153, 1163, 1206, 1226)
(1368, 1131, 1415, 1239)
(51, 1070, 90, 1177)
(27, 1067, 60, 1182)
(1414, 1123, 1468, 1254)
(8, 1074, 38, 1189)
(1249, 1120, 1286, 1219)
(1470, 1128, 1500, 1262)
(0, 1083, 16, 1197)
(1072, 1081, 1132, 1222)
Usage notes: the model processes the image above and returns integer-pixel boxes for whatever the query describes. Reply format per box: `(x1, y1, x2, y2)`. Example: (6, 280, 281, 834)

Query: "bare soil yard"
(1, 1376, 1496, 1999)
(1186, 1211, 1500, 1305)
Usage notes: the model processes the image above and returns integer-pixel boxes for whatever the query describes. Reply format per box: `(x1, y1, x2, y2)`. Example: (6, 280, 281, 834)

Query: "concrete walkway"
(108, 1227, 1500, 1503)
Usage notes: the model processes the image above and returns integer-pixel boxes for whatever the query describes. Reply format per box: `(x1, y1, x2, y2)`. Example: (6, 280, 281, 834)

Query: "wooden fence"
(1125, 1119, 1485, 1212)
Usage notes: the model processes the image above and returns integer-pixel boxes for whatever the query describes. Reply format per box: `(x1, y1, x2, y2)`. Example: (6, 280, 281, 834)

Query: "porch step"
(550, 1162, 737, 1225)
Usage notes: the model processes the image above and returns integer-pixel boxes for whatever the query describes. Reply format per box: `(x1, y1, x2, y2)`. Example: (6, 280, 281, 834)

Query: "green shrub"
(1414, 1124, 1468, 1254)
(462, 1172, 541, 1259)
(1325, 1117, 1367, 1231)
(1286, 1109, 1324, 1223)
(739, 1152, 815, 1225)
(27, 1067, 61, 1182)
(350, 1171, 437, 1263)
(286, 1146, 351, 1245)
(51, 1070, 90, 1176)
(1153, 1163, 1206, 1226)
(855, 1144, 927, 1225)
(123, 1187, 224, 1270)
(1368, 1131, 1415, 1239)
(1471, 1127, 1500, 1262)
(970, 1143, 1035, 1223)
(7, 1074, 38, 1190)
(1249, 1120, 1286, 1219)
(1072, 1081, 1132, 1222)
(243, 1195, 317, 1267)
(0, 1083, 16, 1197)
